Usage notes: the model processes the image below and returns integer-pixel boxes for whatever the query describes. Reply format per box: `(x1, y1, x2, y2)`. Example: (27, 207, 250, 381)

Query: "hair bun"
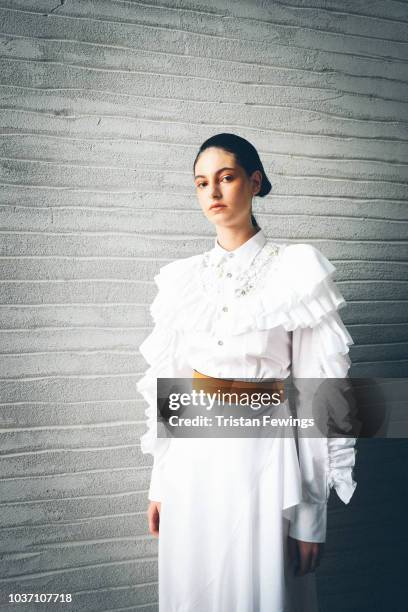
(258, 170, 272, 197)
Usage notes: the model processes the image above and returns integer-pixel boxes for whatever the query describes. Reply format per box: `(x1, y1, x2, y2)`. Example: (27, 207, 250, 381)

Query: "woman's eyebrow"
(194, 167, 236, 180)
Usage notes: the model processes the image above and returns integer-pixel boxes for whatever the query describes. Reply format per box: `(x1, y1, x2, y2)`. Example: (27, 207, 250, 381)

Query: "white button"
(222, 306, 228, 312)
(226, 272, 232, 278)
(217, 340, 224, 346)
(228, 253, 234, 258)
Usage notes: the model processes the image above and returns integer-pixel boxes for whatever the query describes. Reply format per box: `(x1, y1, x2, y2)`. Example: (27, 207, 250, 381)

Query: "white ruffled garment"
(137, 229, 357, 612)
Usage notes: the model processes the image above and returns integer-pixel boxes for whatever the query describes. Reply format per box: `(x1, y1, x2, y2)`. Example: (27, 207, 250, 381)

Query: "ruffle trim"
(327, 438, 358, 504)
(139, 243, 356, 463)
(137, 325, 180, 456)
(137, 368, 160, 456)
(313, 310, 354, 377)
(148, 243, 350, 337)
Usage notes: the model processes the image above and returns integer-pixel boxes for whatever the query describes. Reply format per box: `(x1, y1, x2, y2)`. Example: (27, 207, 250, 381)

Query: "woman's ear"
(251, 170, 262, 196)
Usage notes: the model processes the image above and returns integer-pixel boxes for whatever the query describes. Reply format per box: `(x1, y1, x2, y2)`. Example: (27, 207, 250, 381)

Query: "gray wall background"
(0, 0, 407, 610)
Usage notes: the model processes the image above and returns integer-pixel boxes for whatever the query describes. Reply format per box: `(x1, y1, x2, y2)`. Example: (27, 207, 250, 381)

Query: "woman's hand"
(287, 536, 324, 576)
(147, 501, 161, 537)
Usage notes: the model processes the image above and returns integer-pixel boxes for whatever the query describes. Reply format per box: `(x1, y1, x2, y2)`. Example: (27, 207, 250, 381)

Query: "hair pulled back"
(193, 133, 272, 229)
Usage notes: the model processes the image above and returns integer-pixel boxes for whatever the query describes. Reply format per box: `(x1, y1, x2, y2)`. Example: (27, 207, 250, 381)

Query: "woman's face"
(194, 147, 262, 228)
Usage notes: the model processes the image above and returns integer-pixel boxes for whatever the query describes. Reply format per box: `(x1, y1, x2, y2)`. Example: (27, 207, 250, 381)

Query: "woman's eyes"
(196, 176, 233, 188)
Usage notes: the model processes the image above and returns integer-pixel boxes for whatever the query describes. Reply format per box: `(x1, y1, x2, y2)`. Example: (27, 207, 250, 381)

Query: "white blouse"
(137, 229, 357, 543)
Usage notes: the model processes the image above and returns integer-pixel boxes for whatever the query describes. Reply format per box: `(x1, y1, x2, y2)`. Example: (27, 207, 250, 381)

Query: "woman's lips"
(210, 204, 227, 211)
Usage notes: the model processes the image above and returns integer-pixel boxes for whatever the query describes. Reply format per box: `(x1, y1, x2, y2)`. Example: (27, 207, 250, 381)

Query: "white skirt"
(158, 431, 319, 612)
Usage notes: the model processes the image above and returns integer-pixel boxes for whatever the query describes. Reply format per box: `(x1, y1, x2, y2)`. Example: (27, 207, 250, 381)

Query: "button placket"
(221, 258, 237, 333)
(215, 257, 232, 345)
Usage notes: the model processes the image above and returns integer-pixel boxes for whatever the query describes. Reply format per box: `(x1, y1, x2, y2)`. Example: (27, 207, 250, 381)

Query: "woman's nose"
(211, 183, 221, 198)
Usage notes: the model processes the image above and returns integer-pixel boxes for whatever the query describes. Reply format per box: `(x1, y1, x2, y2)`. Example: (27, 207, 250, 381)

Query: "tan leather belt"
(192, 369, 285, 404)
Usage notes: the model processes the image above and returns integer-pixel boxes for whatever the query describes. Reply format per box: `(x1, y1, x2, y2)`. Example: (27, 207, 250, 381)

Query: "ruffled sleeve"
(137, 259, 194, 500)
(284, 244, 357, 543)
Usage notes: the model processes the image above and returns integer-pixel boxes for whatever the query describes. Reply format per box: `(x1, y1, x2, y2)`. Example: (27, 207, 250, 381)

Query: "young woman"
(137, 133, 357, 611)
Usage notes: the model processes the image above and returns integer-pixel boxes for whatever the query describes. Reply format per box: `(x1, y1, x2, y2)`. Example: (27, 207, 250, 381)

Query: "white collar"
(209, 228, 267, 269)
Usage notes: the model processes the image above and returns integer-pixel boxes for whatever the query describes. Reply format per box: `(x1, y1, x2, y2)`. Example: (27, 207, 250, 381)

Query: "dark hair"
(193, 133, 272, 229)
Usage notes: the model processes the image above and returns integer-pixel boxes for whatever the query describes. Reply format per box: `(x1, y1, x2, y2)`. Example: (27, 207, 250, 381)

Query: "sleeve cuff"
(288, 501, 327, 543)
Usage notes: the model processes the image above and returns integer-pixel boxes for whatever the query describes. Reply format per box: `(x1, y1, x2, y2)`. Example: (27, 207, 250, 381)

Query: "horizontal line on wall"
(1, 4, 408, 55)
(0, 400, 144, 408)
(352, 340, 408, 348)
(138, 320, 408, 329)
(0, 326, 149, 331)
(0, 465, 146, 483)
(0, 200, 406, 214)
(0, 230, 407, 242)
(0, 53, 341, 88)
(2, 278, 406, 284)
(0, 299, 407, 308)
(1, 100, 408, 135)
(75, 599, 158, 612)
(1, 183, 408, 200)
(0, 256, 405, 264)
(2, 209, 408, 224)
(2, 343, 128, 352)
(0, 350, 148, 358)
(1, 505, 158, 520)
(101, 605, 158, 612)
(0, 157, 408, 185)
(5, 534, 155, 550)
(0, 278, 150, 283)
(107, 0, 224, 17)
(0, 229, 199, 236)
(2, 98, 408, 128)
(0, 421, 143, 432)
(2, 145, 408, 167)
(29, 0, 225, 19)
(98, 604, 158, 612)
(0, 321, 403, 332)
(0, 255, 172, 261)
(269, 0, 408, 26)
(0, 359, 404, 379)
(0, 554, 158, 584)
(122, 210, 408, 223)
(352, 356, 408, 363)
(0, 490, 150, 506)
(0, 321, 405, 329)
(78, 603, 158, 612)
(114, 0, 408, 26)
(0, 444, 141, 458)
(2, 192, 408, 206)
(2, 54, 408, 106)
(0, 508, 149, 526)
(72, 580, 158, 596)
(2, 102, 408, 144)
(0, 372, 140, 379)
(1, 30, 408, 89)
(0, 281, 406, 292)
(347, 322, 408, 327)
(0, 303, 150, 307)
(279, 174, 408, 185)
(0, 344, 406, 376)
(249, 17, 407, 47)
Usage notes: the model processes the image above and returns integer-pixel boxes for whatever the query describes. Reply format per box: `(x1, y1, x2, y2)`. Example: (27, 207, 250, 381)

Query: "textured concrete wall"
(0, 1, 407, 610)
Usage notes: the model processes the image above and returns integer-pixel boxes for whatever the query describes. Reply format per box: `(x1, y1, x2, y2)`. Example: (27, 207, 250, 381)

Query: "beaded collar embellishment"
(199, 242, 282, 299)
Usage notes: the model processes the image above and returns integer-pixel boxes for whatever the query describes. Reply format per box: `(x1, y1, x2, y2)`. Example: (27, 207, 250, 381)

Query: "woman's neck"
(215, 225, 259, 252)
